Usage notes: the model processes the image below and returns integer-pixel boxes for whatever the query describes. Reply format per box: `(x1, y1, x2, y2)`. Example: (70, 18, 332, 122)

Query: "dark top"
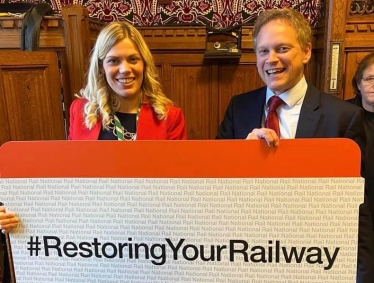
(98, 112, 137, 140)
(347, 95, 374, 147)
(0, 232, 9, 283)
(363, 110, 374, 147)
(347, 96, 374, 240)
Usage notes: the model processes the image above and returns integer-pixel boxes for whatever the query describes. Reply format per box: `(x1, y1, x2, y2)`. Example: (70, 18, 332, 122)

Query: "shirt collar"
(265, 76, 308, 108)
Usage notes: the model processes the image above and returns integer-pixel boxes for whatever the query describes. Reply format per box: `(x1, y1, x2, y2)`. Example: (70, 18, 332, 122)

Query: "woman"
(348, 52, 374, 229)
(349, 52, 374, 143)
(68, 21, 187, 140)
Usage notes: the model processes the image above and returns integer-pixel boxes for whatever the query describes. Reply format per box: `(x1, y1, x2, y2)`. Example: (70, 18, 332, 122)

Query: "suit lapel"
(249, 89, 266, 130)
(238, 88, 266, 137)
(136, 103, 157, 140)
(295, 84, 322, 138)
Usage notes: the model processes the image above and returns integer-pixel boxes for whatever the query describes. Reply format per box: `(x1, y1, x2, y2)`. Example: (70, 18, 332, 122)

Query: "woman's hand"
(0, 206, 19, 233)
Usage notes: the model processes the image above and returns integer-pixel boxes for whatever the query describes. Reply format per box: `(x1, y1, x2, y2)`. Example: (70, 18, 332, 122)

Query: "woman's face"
(358, 62, 374, 110)
(102, 38, 144, 100)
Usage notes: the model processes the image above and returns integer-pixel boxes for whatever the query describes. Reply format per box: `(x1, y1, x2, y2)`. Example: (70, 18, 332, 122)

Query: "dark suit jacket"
(68, 98, 187, 140)
(0, 233, 9, 283)
(217, 85, 366, 153)
(217, 84, 374, 283)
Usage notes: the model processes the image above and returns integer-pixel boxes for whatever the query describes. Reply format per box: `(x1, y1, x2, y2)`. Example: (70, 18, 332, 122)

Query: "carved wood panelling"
(350, 0, 374, 15)
(152, 52, 265, 140)
(0, 16, 64, 49)
(0, 5, 323, 141)
(332, 0, 346, 37)
(88, 20, 105, 48)
(346, 23, 374, 32)
(58, 51, 72, 130)
(0, 52, 65, 145)
(345, 22, 374, 48)
(139, 26, 256, 52)
(218, 63, 262, 123)
(170, 64, 216, 139)
(344, 3, 374, 101)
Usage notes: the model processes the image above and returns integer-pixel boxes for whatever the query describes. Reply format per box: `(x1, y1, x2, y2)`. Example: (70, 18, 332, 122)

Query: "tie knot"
(267, 96, 284, 112)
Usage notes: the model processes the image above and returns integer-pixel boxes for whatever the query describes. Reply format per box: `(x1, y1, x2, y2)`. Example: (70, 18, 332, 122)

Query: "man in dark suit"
(217, 9, 365, 152)
(217, 8, 374, 283)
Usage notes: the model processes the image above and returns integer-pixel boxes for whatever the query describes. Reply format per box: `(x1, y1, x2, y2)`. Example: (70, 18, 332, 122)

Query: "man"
(217, 9, 365, 151)
(217, 8, 374, 283)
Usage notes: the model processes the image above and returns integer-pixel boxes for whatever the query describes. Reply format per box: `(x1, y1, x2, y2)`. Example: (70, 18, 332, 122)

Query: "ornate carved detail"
(316, 0, 326, 20)
(0, 16, 65, 49)
(138, 27, 206, 38)
(88, 19, 105, 33)
(346, 23, 374, 32)
(350, 0, 374, 15)
(332, 0, 346, 32)
(0, 16, 62, 30)
(88, 19, 105, 46)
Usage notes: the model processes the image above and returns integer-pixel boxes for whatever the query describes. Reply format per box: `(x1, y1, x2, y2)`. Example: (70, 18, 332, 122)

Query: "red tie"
(265, 96, 284, 136)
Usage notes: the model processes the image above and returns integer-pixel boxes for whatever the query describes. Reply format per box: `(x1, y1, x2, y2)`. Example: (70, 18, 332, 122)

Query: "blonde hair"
(253, 8, 312, 50)
(80, 21, 173, 130)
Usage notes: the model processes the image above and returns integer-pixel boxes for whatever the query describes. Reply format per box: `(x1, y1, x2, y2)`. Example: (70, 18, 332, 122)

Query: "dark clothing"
(347, 95, 374, 148)
(0, 233, 9, 283)
(347, 95, 374, 232)
(98, 112, 136, 140)
(217, 85, 367, 167)
(217, 84, 374, 283)
(358, 195, 374, 283)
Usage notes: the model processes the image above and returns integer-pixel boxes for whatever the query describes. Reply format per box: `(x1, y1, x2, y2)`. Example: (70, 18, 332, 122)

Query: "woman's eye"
(106, 59, 117, 64)
(363, 76, 374, 84)
(130, 57, 140, 63)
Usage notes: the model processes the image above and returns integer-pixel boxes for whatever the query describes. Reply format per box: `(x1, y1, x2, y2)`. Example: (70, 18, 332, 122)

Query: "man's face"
(255, 20, 311, 95)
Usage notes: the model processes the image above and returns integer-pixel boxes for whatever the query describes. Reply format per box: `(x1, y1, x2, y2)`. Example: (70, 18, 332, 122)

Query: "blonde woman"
(68, 22, 187, 140)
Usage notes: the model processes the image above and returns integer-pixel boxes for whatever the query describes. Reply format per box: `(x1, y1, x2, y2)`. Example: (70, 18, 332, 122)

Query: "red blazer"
(68, 99, 187, 140)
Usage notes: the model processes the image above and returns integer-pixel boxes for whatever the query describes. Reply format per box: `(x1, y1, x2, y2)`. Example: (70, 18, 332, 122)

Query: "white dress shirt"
(263, 77, 308, 139)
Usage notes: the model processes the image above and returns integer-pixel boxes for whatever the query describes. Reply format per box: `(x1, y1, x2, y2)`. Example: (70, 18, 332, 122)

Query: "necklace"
(110, 114, 136, 141)
(109, 105, 141, 141)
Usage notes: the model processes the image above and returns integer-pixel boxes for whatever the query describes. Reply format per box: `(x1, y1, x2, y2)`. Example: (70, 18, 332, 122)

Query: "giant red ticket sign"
(0, 139, 364, 283)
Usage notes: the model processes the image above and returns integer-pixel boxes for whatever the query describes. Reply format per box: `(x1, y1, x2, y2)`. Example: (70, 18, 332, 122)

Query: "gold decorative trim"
(350, 0, 374, 15)
(346, 23, 374, 32)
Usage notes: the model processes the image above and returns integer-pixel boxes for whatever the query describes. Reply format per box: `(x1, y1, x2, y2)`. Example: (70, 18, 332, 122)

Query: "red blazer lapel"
(136, 103, 162, 140)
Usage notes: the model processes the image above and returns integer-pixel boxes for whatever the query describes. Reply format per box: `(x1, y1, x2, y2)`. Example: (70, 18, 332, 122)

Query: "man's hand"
(246, 128, 280, 147)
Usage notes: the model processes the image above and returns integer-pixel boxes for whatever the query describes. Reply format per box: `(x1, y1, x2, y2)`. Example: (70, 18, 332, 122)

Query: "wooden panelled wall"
(1, 2, 373, 144)
(343, 4, 374, 100)
(0, 6, 318, 142)
(140, 26, 318, 139)
(313, 0, 374, 100)
(0, 16, 69, 145)
(0, 7, 103, 145)
(142, 27, 260, 139)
